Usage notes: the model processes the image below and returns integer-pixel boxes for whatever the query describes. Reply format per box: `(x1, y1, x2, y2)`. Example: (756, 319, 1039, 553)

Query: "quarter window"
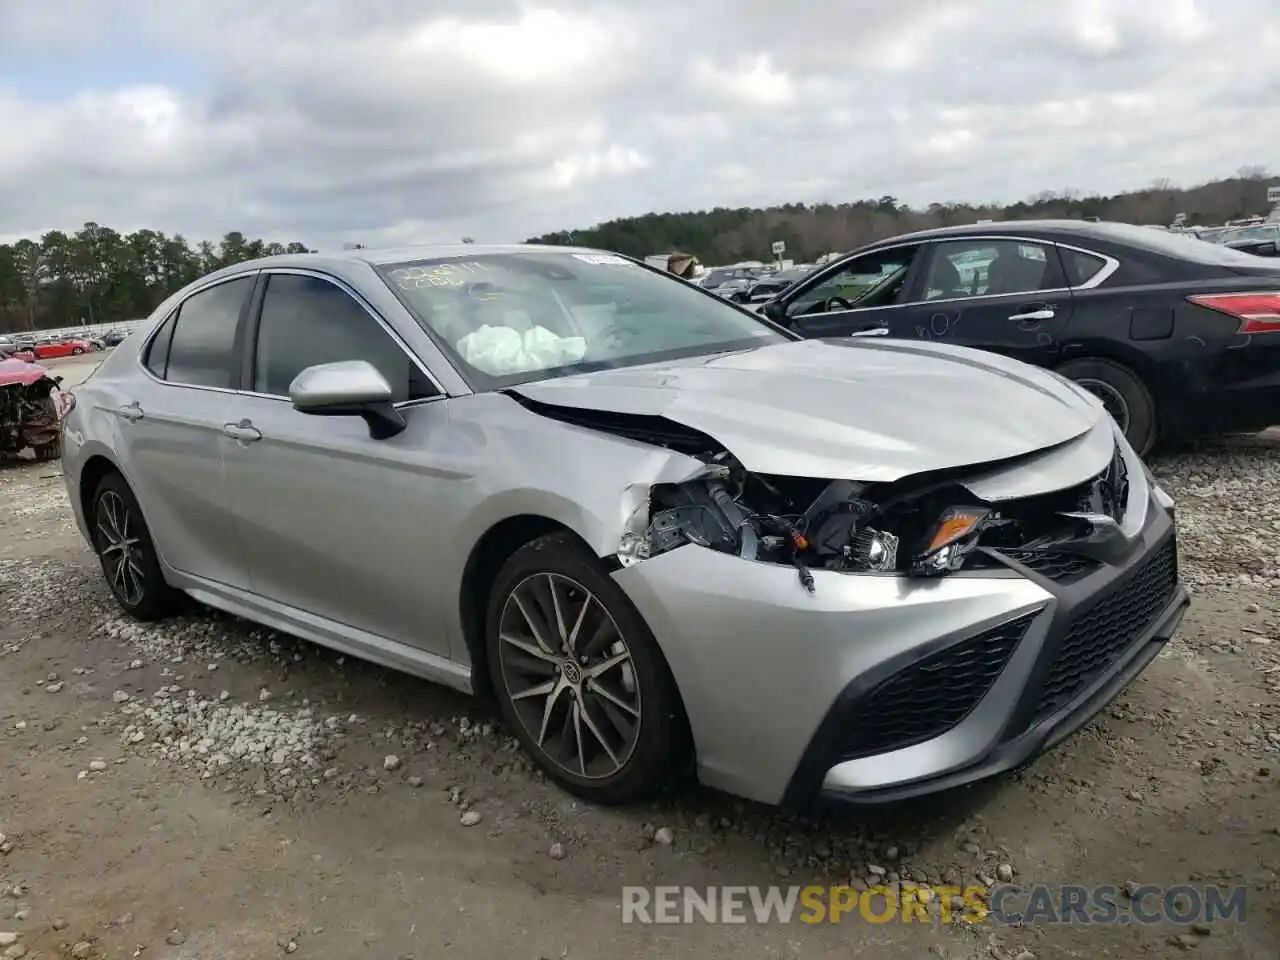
(1061, 248, 1109, 287)
(922, 240, 1065, 300)
(165, 277, 253, 388)
(252, 273, 437, 402)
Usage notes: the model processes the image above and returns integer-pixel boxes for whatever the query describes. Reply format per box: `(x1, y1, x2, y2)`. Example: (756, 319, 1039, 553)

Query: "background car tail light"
(1187, 292, 1280, 333)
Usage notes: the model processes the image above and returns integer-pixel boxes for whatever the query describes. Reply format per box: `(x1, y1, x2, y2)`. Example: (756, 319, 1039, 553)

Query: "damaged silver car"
(60, 245, 1189, 809)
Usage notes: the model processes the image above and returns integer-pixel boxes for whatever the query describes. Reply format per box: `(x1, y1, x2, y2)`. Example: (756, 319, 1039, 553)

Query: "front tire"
(90, 472, 181, 621)
(71, 347, 84, 355)
(1056, 357, 1158, 456)
(485, 533, 689, 804)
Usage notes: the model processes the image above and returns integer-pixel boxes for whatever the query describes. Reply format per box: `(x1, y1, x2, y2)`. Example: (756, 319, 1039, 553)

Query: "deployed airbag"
(457, 324, 587, 375)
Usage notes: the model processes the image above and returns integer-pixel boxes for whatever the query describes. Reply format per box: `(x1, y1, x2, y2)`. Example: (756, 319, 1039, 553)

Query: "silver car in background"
(59, 245, 1189, 809)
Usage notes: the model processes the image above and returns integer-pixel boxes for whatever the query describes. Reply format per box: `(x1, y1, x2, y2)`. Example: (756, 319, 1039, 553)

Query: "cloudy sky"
(0, 0, 1276, 249)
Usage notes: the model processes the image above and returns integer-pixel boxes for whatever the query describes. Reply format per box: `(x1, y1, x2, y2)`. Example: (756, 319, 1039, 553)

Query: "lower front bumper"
(809, 582, 1188, 807)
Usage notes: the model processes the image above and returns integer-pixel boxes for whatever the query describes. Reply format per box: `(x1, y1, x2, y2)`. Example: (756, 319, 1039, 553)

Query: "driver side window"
(787, 246, 920, 318)
(252, 273, 439, 402)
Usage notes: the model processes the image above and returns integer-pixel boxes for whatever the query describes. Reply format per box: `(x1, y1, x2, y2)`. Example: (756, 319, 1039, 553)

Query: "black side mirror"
(1257, 241, 1278, 257)
(761, 299, 786, 323)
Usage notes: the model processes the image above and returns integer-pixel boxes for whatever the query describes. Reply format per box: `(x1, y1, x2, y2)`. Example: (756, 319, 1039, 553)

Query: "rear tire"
(485, 532, 690, 805)
(89, 471, 182, 621)
(1056, 357, 1158, 456)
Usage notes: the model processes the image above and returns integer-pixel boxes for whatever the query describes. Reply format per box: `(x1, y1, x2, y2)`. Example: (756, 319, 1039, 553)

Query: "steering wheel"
(825, 296, 854, 311)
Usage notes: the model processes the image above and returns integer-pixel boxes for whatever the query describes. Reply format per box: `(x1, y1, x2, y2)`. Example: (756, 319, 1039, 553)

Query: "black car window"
(923, 240, 1064, 299)
(1061, 248, 1108, 287)
(143, 312, 178, 378)
(788, 246, 920, 317)
(165, 277, 252, 388)
(252, 273, 438, 402)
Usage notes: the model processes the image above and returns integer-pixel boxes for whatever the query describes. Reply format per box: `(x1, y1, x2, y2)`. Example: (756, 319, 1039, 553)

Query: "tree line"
(1, 167, 1274, 333)
(528, 167, 1277, 264)
(0, 227, 312, 333)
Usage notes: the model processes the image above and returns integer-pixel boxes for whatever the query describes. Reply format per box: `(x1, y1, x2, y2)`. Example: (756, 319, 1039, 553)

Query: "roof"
(867, 219, 1127, 245)
(194, 242, 609, 285)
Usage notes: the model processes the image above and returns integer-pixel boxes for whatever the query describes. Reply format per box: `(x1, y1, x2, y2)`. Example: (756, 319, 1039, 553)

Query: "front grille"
(834, 613, 1037, 762)
(1000, 550, 1101, 583)
(1032, 539, 1178, 723)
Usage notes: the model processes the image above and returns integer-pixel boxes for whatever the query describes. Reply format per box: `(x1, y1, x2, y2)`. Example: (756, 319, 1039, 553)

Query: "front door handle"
(117, 402, 144, 422)
(1009, 308, 1056, 322)
(222, 420, 262, 443)
(848, 327, 890, 337)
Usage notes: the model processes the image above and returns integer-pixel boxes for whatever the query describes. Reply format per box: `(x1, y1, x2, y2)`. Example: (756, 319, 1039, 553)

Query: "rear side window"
(1062, 249, 1109, 287)
(165, 278, 253, 388)
(251, 273, 438, 402)
(143, 313, 177, 377)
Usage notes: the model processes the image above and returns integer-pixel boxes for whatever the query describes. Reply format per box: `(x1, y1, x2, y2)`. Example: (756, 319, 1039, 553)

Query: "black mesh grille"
(1000, 550, 1101, 583)
(834, 614, 1037, 762)
(1032, 539, 1178, 723)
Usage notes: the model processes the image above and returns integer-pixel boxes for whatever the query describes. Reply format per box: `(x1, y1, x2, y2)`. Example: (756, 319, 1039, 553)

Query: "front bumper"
(612, 476, 1187, 809)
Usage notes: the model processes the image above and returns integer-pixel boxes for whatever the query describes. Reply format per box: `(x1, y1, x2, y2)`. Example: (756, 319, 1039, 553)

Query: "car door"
(215, 269, 456, 657)
(881, 237, 1076, 367)
(116, 274, 257, 589)
(768, 244, 925, 337)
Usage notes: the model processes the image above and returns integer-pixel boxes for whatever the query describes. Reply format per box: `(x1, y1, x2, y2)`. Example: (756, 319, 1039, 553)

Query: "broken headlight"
(909, 506, 995, 577)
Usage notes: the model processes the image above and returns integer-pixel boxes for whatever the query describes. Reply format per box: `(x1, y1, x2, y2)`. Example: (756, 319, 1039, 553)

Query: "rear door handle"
(849, 327, 890, 337)
(1009, 308, 1056, 322)
(117, 402, 144, 422)
(222, 420, 262, 443)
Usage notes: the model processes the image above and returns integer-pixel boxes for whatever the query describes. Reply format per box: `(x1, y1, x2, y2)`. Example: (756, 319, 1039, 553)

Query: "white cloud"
(0, 0, 1276, 248)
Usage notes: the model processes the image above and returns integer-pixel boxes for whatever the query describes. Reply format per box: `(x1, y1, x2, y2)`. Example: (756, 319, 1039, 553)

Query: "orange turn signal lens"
(923, 507, 991, 553)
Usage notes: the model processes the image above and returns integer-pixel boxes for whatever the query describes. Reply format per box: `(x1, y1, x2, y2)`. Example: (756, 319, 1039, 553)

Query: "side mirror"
(761, 298, 786, 323)
(1257, 241, 1278, 256)
(289, 360, 406, 440)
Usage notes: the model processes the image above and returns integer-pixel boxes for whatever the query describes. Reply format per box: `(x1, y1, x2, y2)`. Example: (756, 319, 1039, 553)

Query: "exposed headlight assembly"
(909, 506, 996, 577)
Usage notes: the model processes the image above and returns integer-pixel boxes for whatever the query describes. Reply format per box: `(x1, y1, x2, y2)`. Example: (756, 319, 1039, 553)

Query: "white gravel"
(1150, 437, 1280, 592)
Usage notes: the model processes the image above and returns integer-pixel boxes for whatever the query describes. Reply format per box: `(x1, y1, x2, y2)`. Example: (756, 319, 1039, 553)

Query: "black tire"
(1056, 357, 1158, 456)
(485, 532, 690, 805)
(71, 347, 84, 355)
(89, 471, 182, 621)
(33, 440, 60, 461)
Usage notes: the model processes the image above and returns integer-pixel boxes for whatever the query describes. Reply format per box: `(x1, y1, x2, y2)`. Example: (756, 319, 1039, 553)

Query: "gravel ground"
(1, 421, 1279, 959)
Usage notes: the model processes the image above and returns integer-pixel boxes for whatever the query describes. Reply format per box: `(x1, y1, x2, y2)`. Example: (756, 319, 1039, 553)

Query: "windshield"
(377, 252, 789, 389)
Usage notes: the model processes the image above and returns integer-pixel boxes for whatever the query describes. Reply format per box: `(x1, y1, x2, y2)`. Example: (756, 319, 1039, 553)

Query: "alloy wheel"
(1075, 378, 1132, 434)
(497, 573, 641, 779)
(95, 490, 146, 606)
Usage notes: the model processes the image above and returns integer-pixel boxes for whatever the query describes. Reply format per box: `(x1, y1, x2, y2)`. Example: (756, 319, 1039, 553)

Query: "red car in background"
(13, 338, 94, 361)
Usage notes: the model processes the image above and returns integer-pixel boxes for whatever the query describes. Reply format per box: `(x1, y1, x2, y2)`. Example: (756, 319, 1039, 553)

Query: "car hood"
(511, 338, 1105, 481)
(0, 358, 50, 386)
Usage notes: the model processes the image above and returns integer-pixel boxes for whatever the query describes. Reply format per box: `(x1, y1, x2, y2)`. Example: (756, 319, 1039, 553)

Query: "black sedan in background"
(757, 220, 1280, 454)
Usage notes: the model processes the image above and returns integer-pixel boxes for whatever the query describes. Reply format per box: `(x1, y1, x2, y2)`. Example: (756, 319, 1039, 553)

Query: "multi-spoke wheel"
(90, 472, 180, 620)
(486, 533, 690, 804)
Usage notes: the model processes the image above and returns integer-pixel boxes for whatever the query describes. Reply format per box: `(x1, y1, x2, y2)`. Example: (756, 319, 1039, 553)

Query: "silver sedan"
(59, 245, 1189, 809)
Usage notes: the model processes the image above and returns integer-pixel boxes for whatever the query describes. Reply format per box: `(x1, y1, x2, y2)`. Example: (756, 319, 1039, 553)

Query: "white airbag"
(457, 324, 587, 376)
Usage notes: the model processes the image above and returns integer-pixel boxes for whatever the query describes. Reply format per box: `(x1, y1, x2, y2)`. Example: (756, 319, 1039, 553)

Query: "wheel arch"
(458, 514, 591, 698)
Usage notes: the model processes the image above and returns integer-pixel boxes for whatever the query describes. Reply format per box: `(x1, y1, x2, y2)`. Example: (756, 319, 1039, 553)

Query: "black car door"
(768, 244, 925, 337)
(885, 237, 1076, 367)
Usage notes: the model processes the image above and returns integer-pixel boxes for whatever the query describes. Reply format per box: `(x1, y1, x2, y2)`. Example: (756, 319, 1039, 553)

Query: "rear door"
(887, 237, 1076, 367)
(116, 274, 257, 589)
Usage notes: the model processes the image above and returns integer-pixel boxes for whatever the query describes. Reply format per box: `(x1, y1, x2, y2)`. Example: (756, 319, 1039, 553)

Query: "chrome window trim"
(136, 268, 446, 410)
(790, 234, 1122, 316)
